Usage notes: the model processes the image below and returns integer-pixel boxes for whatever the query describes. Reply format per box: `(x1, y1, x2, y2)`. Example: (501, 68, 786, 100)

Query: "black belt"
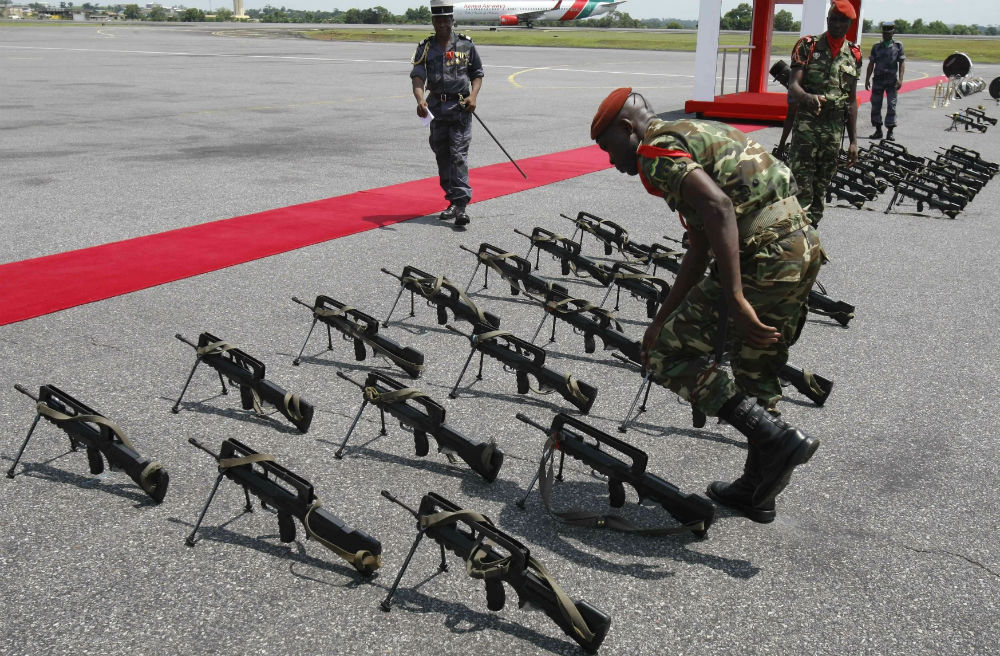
(431, 92, 465, 103)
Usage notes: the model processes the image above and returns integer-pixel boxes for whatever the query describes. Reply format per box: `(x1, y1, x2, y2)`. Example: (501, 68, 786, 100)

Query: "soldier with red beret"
(786, 0, 862, 228)
(591, 88, 823, 523)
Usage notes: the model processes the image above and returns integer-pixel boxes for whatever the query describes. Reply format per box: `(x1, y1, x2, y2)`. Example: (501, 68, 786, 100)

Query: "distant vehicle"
(453, 1, 626, 28)
(10, 15, 22, 20)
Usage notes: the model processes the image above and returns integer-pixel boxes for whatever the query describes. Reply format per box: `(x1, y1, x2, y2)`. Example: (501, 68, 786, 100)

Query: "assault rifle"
(831, 168, 880, 201)
(529, 288, 641, 365)
(515, 227, 670, 318)
(291, 295, 425, 378)
(948, 110, 989, 133)
(560, 211, 629, 256)
(186, 437, 381, 576)
(965, 107, 997, 126)
(458, 243, 568, 299)
(380, 490, 612, 654)
(826, 178, 871, 209)
(935, 145, 998, 178)
(614, 354, 833, 432)
(381, 265, 500, 330)
(516, 413, 714, 539)
(884, 177, 963, 219)
(836, 153, 889, 192)
(446, 324, 598, 414)
(9, 384, 169, 503)
(929, 158, 988, 194)
(335, 370, 504, 482)
(173, 332, 314, 433)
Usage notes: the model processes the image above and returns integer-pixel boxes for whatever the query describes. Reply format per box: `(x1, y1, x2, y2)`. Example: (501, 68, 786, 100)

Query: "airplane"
(452, 1, 627, 28)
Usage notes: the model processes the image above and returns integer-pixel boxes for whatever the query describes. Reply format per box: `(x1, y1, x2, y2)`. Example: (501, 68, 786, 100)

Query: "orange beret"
(830, 0, 856, 19)
(590, 87, 632, 140)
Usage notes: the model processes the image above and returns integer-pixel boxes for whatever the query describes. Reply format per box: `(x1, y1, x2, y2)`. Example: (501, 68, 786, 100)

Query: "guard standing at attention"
(786, 0, 861, 228)
(864, 21, 905, 141)
(410, 0, 484, 227)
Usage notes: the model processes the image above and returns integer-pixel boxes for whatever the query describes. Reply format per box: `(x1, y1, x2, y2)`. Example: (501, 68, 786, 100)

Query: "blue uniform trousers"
(429, 110, 473, 206)
(870, 84, 898, 127)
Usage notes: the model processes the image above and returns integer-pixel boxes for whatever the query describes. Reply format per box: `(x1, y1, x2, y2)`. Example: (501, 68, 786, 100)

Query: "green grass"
(305, 29, 1000, 63)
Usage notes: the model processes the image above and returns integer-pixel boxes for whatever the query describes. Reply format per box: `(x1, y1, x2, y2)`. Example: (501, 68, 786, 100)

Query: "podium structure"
(684, 0, 863, 123)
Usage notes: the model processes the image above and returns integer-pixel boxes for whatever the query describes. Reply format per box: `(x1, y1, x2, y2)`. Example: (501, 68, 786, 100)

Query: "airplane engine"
(499, 15, 519, 25)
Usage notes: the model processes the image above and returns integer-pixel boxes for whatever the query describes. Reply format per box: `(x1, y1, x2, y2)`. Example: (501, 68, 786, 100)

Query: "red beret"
(591, 87, 632, 140)
(830, 0, 856, 20)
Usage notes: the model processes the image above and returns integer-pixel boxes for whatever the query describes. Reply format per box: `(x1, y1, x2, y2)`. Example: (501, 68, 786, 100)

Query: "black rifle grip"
(86, 448, 104, 476)
(353, 338, 367, 362)
(414, 430, 429, 457)
(603, 242, 613, 256)
(516, 371, 530, 395)
(436, 304, 448, 325)
(560, 259, 571, 276)
(583, 333, 596, 354)
(608, 478, 626, 508)
(238, 384, 255, 411)
(646, 299, 658, 319)
(485, 579, 506, 611)
(277, 511, 296, 543)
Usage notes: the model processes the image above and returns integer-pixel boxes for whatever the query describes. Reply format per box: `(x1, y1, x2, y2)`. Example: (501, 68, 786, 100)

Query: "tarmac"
(1, 23, 998, 656)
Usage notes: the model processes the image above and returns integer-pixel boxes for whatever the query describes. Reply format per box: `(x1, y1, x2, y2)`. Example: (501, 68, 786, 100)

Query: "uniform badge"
(813, 51, 821, 59)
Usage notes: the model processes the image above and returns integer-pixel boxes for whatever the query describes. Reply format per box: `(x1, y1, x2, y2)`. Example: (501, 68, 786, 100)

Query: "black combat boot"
(439, 204, 456, 221)
(867, 126, 883, 139)
(706, 447, 776, 523)
(885, 127, 895, 141)
(719, 395, 819, 506)
(454, 205, 470, 227)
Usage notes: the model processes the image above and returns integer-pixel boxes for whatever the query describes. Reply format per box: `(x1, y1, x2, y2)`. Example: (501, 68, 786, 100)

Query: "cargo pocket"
(749, 232, 815, 284)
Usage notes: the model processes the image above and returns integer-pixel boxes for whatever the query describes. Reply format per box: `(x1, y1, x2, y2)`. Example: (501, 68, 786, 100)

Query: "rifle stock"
(382, 265, 501, 329)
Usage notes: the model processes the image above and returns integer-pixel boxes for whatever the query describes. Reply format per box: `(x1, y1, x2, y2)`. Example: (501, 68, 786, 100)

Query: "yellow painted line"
(508, 66, 557, 88)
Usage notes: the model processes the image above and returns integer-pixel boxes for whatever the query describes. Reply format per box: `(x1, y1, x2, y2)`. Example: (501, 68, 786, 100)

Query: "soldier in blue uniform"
(410, 0, 484, 227)
(864, 21, 905, 141)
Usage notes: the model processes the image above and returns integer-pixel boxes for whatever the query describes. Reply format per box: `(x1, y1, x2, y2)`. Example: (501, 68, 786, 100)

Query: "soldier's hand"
(847, 142, 859, 166)
(812, 94, 826, 115)
(639, 321, 663, 369)
(417, 102, 429, 118)
(731, 297, 780, 348)
(895, 78, 903, 90)
(461, 94, 477, 113)
(864, 78, 871, 91)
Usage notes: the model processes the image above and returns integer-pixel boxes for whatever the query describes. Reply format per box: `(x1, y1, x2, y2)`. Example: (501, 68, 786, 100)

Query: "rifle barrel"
(458, 244, 477, 255)
(290, 296, 313, 310)
(175, 333, 197, 348)
(187, 437, 218, 459)
(380, 489, 419, 518)
(13, 384, 38, 401)
(515, 412, 548, 433)
(445, 324, 469, 339)
(380, 267, 403, 281)
(335, 370, 363, 388)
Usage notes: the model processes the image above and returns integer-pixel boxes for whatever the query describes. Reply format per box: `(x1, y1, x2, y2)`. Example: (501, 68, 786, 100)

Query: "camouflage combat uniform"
(869, 38, 905, 128)
(638, 119, 823, 415)
(788, 34, 861, 226)
(410, 32, 484, 207)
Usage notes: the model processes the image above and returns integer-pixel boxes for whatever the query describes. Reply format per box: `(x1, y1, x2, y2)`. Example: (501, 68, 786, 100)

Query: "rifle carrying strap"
(35, 403, 165, 493)
(468, 331, 587, 402)
(419, 509, 596, 644)
(316, 303, 425, 374)
(545, 298, 622, 331)
(537, 438, 705, 537)
(363, 386, 427, 405)
(304, 500, 382, 572)
(218, 453, 275, 470)
(577, 216, 629, 252)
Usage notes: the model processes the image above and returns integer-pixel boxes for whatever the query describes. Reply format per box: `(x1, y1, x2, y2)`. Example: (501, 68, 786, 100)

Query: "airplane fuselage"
(452, 1, 622, 26)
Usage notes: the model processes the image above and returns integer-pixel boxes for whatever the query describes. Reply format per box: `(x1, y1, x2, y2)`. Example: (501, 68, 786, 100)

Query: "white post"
(854, 3, 864, 48)
(693, 0, 723, 102)
(800, 0, 826, 37)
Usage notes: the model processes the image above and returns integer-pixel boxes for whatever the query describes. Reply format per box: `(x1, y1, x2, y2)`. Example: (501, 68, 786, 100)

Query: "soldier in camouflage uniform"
(787, 0, 861, 227)
(591, 87, 822, 523)
(411, 0, 484, 228)
(864, 21, 905, 141)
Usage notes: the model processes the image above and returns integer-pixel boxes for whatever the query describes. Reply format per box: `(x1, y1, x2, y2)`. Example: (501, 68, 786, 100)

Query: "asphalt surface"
(1, 23, 998, 656)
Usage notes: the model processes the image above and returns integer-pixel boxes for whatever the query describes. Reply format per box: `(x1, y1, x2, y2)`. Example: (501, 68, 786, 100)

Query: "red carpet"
(0, 77, 944, 326)
(0, 146, 609, 326)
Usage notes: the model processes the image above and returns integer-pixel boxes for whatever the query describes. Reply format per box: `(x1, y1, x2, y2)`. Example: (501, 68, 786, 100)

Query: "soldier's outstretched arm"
(681, 170, 780, 348)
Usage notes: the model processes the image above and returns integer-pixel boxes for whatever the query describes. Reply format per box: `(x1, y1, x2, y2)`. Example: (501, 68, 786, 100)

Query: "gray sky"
(197, 1, 997, 25)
